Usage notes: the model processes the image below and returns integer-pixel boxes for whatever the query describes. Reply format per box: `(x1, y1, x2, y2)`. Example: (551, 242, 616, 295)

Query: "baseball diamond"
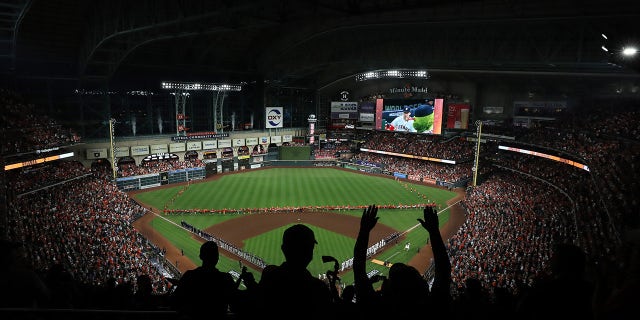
(131, 167, 466, 278)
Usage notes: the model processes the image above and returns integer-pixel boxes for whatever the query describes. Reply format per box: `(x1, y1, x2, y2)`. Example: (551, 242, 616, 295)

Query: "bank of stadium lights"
(126, 90, 155, 96)
(74, 89, 156, 95)
(601, 32, 638, 57)
(622, 46, 638, 57)
(602, 44, 638, 56)
(355, 69, 430, 82)
(161, 81, 242, 91)
(74, 89, 117, 95)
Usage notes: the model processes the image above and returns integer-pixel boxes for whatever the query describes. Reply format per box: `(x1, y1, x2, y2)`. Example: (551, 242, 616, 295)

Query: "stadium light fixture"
(355, 69, 430, 82)
(622, 46, 638, 57)
(161, 81, 242, 91)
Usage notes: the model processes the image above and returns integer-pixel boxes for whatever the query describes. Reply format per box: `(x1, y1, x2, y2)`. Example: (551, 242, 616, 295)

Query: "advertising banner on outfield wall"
(245, 137, 258, 145)
(131, 145, 150, 156)
(187, 141, 202, 151)
(114, 147, 130, 157)
(218, 140, 232, 148)
(436, 180, 450, 187)
(202, 140, 217, 150)
(86, 148, 107, 159)
(233, 139, 245, 147)
(151, 144, 169, 154)
(423, 177, 436, 184)
(393, 172, 407, 179)
(270, 135, 282, 144)
(169, 143, 186, 152)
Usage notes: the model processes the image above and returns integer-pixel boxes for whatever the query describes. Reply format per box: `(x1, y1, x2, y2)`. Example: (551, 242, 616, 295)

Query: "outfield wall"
(115, 159, 459, 191)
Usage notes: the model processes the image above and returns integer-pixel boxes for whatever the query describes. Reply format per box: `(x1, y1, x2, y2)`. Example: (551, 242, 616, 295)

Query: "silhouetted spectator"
(253, 224, 335, 319)
(43, 263, 80, 309)
(172, 241, 244, 319)
(340, 283, 356, 303)
(452, 277, 493, 320)
(113, 280, 135, 310)
(379, 262, 431, 314)
(132, 274, 164, 310)
(417, 205, 453, 308)
(354, 205, 452, 317)
(0, 240, 50, 308)
(516, 242, 595, 319)
(593, 239, 639, 320)
(94, 277, 119, 309)
(336, 284, 358, 318)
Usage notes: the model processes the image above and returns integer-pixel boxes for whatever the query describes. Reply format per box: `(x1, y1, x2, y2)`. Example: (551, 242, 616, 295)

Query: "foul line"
(399, 199, 462, 236)
(148, 209, 184, 228)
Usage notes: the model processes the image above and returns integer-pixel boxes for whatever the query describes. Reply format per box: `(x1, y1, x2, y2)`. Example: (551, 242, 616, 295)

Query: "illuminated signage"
(498, 145, 589, 171)
(5, 152, 74, 171)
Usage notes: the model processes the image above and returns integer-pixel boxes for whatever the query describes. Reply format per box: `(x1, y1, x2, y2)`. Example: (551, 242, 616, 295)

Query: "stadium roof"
(1, 0, 640, 91)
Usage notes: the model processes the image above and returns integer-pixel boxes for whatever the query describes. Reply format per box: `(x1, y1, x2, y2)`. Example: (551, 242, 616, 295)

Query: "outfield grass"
(133, 167, 458, 285)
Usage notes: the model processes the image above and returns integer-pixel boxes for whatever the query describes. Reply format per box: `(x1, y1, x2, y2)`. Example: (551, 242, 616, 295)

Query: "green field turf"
(133, 167, 459, 285)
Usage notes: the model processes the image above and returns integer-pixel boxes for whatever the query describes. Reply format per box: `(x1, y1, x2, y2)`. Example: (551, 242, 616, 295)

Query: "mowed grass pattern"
(134, 168, 458, 283)
(161, 168, 445, 210)
(242, 224, 356, 279)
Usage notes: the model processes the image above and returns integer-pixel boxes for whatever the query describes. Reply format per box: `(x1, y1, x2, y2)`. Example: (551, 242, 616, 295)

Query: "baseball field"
(130, 167, 463, 286)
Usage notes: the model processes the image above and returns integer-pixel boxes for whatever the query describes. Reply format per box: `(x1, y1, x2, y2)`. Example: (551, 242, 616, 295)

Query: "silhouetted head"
(136, 274, 153, 294)
(388, 263, 423, 285)
(384, 263, 429, 299)
(464, 277, 484, 296)
(551, 242, 586, 278)
(281, 224, 317, 267)
(0, 240, 25, 269)
(199, 241, 220, 266)
(341, 284, 356, 302)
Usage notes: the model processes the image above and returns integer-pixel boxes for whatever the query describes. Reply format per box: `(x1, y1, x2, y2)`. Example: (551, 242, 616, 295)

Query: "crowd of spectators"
(449, 169, 573, 296)
(351, 152, 472, 183)
(117, 158, 205, 177)
(1, 88, 80, 155)
(6, 160, 92, 196)
(360, 131, 478, 162)
(6, 168, 174, 308)
(312, 143, 351, 160)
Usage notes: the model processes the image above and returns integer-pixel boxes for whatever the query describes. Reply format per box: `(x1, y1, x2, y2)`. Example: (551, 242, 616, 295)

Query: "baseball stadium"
(2, 1, 639, 319)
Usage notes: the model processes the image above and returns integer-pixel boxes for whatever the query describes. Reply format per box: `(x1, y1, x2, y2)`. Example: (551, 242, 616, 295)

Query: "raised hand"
(359, 204, 379, 233)
(417, 205, 439, 233)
